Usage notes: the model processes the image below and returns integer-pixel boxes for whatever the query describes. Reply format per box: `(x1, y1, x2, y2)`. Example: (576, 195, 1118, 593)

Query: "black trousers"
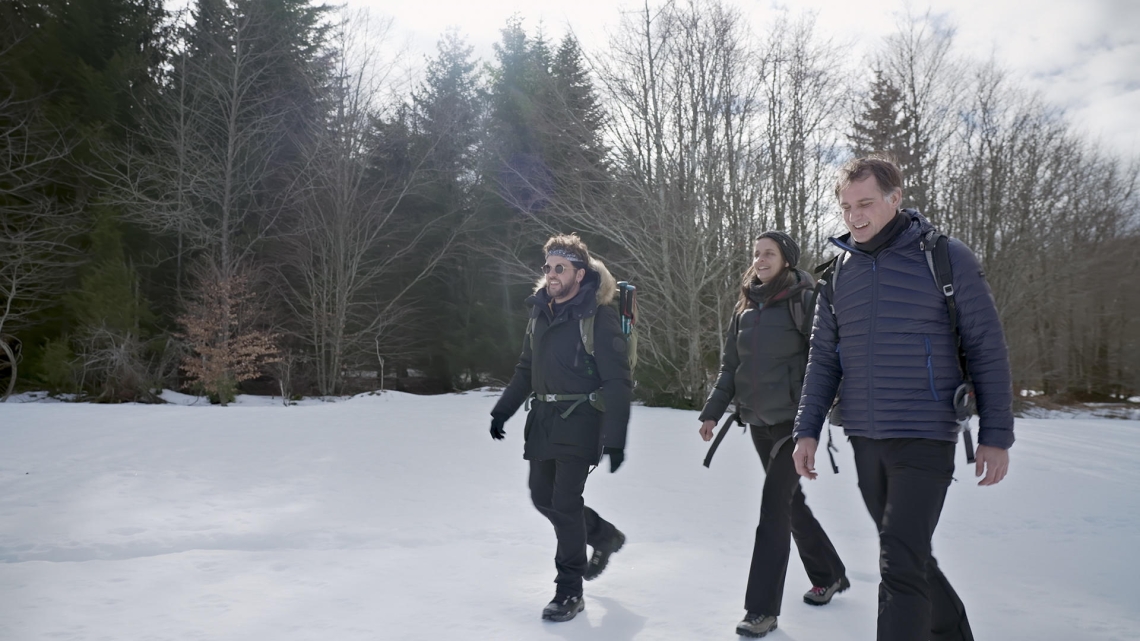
(851, 436, 974, 641)
(745, 422, 846, 615)
(529, 457, 618, 598)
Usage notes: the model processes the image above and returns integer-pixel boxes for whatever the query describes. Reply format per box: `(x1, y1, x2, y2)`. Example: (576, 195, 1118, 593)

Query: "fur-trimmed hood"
(533, 257, 618, 306)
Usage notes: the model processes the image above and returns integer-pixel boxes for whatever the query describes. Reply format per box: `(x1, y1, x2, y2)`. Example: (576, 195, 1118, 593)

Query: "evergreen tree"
(0, 0, 168, 393)
(62, 211, 165, 401)
(848, 66, 919, 179)
(409, 30, 496, 390)
(66, 211, 155, 337)
(417, 30, 480, 193)
(547, 34, 610, 207)
(486, 19, 562, 216)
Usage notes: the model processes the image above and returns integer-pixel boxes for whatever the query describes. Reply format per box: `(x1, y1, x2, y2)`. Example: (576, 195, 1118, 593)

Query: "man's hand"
(604, 447, 624, 473)
(792, 438, 818, 480)
(699, 419, 717, 442)
(489, 416, 506, 440)
(974, 444, 1009, 486)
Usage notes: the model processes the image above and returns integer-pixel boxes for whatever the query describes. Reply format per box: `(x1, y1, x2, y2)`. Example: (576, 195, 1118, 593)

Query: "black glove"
(490, 416, 507, 440)
(604, 447, 624, 473)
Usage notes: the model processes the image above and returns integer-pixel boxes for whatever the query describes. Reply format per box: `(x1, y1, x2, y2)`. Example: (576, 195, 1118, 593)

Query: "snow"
(1, 391, 1138, 640)
(1017, 403, 1140, 421)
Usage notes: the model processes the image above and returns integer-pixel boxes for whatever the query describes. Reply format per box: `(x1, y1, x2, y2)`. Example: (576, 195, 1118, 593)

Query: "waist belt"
(528, 392, 602, 418)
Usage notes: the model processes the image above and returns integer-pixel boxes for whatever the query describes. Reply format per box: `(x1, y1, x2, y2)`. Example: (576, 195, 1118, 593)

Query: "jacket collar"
(829, 208, 933, 256)
(527, 272, 600, 321)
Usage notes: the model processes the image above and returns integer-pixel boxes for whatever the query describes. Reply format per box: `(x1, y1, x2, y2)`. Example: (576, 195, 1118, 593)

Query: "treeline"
(0, 0, 1136, 406)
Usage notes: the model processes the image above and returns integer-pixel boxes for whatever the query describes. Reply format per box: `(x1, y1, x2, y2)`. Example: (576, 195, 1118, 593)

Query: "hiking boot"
(541, 594, 584, 622)
(736, 612, 777, 638)
(803, 575, 851, 605)
(584, 529, 625, 581)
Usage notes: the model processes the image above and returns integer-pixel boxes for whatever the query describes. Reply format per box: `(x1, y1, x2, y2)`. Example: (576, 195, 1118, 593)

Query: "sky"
(358, 0, 1140, 159)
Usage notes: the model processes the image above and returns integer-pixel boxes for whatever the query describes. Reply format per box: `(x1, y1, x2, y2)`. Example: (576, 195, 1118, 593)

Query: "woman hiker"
(699, 231, 849, 638)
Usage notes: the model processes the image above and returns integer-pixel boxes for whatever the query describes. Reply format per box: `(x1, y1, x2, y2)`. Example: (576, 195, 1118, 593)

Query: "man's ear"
(576, 268, 586, 284)
(889, 189, 903, 208)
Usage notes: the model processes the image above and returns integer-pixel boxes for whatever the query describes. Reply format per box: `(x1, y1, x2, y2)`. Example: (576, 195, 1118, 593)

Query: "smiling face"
(839, 176, 901, 244)
(752, 237, 787, 284)
(543, 255, 584, 303)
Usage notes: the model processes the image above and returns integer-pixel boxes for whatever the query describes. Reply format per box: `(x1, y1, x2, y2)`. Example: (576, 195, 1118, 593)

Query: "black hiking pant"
(744, 422, 846, 616)
(851, 436, 974, 641)
(529, 457, 618, 598)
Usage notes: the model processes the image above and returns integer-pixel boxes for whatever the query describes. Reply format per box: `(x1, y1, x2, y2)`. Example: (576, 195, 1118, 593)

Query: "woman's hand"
(699, 419, 717, 441)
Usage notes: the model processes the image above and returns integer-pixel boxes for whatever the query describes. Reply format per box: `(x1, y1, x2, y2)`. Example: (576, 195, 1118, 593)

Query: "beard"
(547, 278, 578, 301)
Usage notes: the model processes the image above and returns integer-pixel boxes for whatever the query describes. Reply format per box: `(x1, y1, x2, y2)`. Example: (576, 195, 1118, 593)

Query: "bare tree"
(100, 2, 303, 286)
(277, 12, 470, 395)
(869, 33, 1140, 400)
(506, 0, 771, 404)
(878, 9, 964, 220)
(759, 12, 848, 262)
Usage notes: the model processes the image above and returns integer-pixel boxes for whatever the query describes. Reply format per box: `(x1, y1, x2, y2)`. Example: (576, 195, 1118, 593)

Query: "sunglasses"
(542, 263, 577, 275)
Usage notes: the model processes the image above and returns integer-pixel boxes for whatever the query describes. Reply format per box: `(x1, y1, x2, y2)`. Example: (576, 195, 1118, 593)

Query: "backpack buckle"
(942, 283, 954, 297)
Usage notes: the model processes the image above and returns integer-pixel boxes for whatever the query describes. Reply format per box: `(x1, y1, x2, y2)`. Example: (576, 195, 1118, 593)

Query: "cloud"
(352, 0, 1140, 157)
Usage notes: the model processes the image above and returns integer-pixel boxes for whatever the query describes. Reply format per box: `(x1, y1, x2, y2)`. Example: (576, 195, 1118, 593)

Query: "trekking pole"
(617, 281, 636, 335)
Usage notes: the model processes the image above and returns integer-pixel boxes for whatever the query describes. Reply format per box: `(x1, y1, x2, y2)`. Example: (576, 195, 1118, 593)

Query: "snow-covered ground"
(1, 391, 1138, 640)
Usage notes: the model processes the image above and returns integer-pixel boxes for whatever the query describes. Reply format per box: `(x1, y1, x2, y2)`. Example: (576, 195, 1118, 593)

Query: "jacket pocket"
(924, 336, 940, 401)
(549, 407, 601, 446)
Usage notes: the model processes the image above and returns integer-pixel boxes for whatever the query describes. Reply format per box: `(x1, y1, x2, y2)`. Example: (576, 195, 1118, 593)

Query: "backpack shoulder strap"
(580, 315, 596, 357)
(920, 230, 969, 380)
(525, 316, 537, 353)
(788, 288, 816, 338)
(814, 254, 843, 314)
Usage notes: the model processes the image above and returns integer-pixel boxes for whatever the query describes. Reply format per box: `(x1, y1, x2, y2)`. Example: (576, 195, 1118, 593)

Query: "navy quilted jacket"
(793, 211, 1014, 448)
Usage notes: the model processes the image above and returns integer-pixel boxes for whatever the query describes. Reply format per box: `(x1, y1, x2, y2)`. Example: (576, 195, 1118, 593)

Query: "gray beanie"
(757, 230, 800, 268)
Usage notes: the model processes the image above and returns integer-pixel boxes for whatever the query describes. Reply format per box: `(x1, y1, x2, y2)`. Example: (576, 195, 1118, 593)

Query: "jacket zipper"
(868, 258, 877, 432)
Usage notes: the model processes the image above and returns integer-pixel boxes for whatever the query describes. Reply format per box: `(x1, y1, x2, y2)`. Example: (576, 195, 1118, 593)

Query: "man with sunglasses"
(489, 233, 632, 623)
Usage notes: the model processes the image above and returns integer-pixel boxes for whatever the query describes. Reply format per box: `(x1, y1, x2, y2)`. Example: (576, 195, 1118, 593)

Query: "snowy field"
(1, 390, 1138, 641)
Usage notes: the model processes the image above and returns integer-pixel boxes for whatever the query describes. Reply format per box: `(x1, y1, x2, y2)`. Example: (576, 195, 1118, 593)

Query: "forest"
(1, 0, 1136, 406)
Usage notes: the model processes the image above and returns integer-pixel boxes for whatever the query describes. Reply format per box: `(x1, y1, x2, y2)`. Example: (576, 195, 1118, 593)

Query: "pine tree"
(486, 18, 557, 214)
(63, 211, 164, 401)
(66, 211, 155, 337)
(0, 0, 167, 394)
(417, 30, 480, 189)
(848, 66, 919, 180)
(547, 34, 609, 205)
(410, 30, 492, 390)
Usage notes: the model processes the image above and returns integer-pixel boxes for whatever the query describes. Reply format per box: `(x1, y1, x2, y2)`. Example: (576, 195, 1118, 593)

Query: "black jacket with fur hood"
(492, 258, 633, 463)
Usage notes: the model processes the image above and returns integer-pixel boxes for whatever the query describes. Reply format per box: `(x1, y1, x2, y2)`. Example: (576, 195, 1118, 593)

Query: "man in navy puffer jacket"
(792, 157, 1013, 641)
